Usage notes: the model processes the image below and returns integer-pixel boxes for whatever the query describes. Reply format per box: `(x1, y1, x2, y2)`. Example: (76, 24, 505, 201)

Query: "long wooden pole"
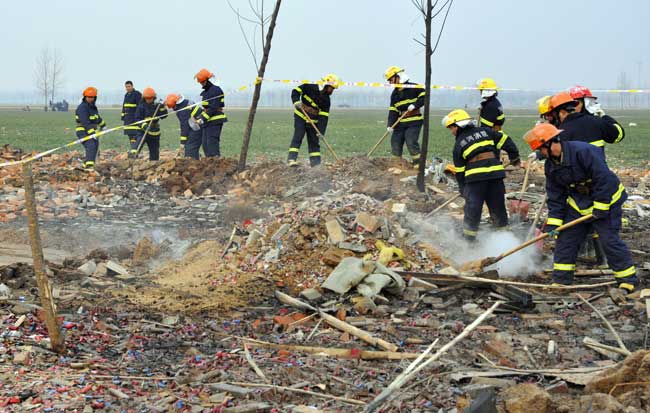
(23, 162, 64, 354)
(367, 112, 409, 157)
(299, 106, 340, 161)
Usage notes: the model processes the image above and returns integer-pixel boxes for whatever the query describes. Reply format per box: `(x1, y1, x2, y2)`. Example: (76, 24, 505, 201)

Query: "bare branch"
(413, 37, 426, 47)
(227, 0, 259, 25)
(431, 0, 453, 54)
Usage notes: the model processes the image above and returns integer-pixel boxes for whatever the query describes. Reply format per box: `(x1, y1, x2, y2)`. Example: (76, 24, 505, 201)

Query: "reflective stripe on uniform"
(554, 263, 576, 271)
(454, 165, 466, 173)
(146, 131, 161, 136)
(309, 152, 321, 157)
(75, 127, 86, 132)
(389, 106, 398, 112)
(480, 117, 494, 127)
(614, 265, 636, 278)
(303, 94, 319, 109)
(318, 111, 329, 117)
(400, 115, 423, 122)
(464, 164, 504, 177)
(573, 183, 626, 213)
(590, 140, 605, 147)
(191, 106, 201, 117)
(208, 114, 226, 121)
(463, 228, 478, 236)
(295, 109, 318, 122)
(89, 115, 99, 120)
(180, 136, 188, 142)
(613, 124, 624, 143)
(567, 197, 593, 215)
(496, 114, 505, 120)
(394, 97, 418, 107)
(462, 140, 494, 159)
(87, 128, 96, 134)
(123, 103, 137, 108)
(496, 133, 509, 150)
(547, 217, 564, 226)
(124, 126, 140, 130)
(288, 148, 300, 153)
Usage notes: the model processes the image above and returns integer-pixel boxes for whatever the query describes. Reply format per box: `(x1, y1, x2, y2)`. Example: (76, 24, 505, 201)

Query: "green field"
(0, 107, 648, 167)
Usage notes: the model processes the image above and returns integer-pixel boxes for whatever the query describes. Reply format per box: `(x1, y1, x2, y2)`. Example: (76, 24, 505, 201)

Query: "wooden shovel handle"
(495, 214, 593, 262)
(367, 112, 410, 158)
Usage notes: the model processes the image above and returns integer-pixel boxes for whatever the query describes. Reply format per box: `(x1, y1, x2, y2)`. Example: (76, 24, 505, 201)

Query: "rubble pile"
(1, 148, 650, 411)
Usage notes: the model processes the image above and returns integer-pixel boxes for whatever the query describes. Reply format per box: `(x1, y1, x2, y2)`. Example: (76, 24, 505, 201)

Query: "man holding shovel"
(524, 123, 637, 292)
(442, 109, 520, 241)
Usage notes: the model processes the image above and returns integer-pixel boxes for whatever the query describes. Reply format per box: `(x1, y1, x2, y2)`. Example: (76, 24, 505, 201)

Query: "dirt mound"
(119, 240, 274, 313)
(132, 236, 161, 265)
(586, 350, 650, 409)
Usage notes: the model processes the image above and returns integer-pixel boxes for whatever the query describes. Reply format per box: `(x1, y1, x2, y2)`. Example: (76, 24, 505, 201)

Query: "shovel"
(459, 214, 593, 273)
(300, 106, 340, 161)
(425, 193, 462, 218)
(508, 160, 533, 220)
(367, 112, 410, 158)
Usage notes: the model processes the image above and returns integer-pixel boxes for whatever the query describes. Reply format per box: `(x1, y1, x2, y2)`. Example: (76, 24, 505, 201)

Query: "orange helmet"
(523, 123, 562, 151)
(164, 93, 181, 109)
(142, 87, 156, 99)
(195, 68, 214, 83)
(549, 92, 575, 111)
(83, 87, 98, 97)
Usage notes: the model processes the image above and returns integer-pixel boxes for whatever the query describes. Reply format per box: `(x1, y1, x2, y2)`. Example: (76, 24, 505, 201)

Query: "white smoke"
(403, 213, 545, 278)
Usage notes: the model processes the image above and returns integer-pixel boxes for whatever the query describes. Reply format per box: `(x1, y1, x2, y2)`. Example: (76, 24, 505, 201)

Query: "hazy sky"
(2, 0, 649, 97)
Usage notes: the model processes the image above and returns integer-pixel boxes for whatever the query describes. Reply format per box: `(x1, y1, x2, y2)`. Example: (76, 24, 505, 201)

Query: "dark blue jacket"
(122, 90, 142, 136)
(200, 81, 227, 125)
(545, 140, 626, 227)
(75, 100, 105, 139)
(479, 96, 505, 128)
(174, 99, 203, 143)
(558, 112, 625, 154)
(291, 83, 331, 134)
(452, 125, 520, 194)
(387, 82, 426, 129)
(134, 101, 168, 137)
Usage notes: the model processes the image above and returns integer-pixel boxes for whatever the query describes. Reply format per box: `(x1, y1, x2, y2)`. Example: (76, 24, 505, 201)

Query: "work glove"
(591, 208, 608, 220)
(545, 225, 559, 239)
(528, 152, 538, 161)
(293, 101, 302, 109)
(387, 126, 394, 133)
(407, 104, 416, 112)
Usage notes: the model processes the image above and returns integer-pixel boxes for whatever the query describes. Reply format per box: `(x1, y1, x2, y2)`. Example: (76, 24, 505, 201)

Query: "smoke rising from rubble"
(404, 213, 544, 277)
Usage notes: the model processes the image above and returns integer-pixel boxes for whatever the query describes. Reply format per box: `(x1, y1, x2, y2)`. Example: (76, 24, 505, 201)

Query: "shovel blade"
(508, 199, 530, 220)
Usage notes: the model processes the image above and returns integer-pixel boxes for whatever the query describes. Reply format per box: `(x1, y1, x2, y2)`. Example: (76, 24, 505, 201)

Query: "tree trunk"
(416, 0, 433, 192)
(238, 0, 282, 171)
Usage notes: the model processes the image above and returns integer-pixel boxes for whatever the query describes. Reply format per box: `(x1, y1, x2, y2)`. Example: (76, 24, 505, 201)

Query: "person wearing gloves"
(442, 109, 520, 241)
(286, 74, 340, 167)
(133, 87, 168, 161)
(524, 123, 637, 292)
(195, 68, 227, 157)
(384, 66, 426, 168)
(164, 94, 205, 160)
(569, 85, 625, 142)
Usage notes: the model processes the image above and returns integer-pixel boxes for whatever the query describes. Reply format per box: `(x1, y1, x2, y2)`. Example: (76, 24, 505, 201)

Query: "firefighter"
(121, 80, 142, 158)
(287, 73, 340, 167)
(164, 93, 205, 160)
(477, 78, 505, 131)
(195, 68, 227, 157)
(523, 123, 637, 291)
(569, 85, 625, 139)
(442, 109, 520, 241)
(75, 87, 105, 171)
(133, 87, 167, 161)
(549, 92, 625, 154)
(536, 95, 556, 125)
(384, 66, 425, 167)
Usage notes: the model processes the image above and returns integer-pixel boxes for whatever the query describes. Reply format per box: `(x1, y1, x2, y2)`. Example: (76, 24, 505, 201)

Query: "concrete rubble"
(0, 146, 650, 410)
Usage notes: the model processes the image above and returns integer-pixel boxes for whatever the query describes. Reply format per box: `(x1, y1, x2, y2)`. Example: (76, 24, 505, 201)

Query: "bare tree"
(412, 0, 454, 192)
(34, 47, 51, 111)
(49, 48, 64, 104)
(228, 0, 282, 171)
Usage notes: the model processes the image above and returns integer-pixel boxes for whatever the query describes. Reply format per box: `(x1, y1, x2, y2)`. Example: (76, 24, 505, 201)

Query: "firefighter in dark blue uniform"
(75, 87, 105, 171)
(477, 78, 506, 132)
(383, 66, 425, 167)
(121, 81, 142, 158)
(195, 68, 226, 157)
(133, 87, 167, 161)
(287, 74, 340, 167)
(442, 109, 520, 240)
(524, 123, 638, 292)
(550, 92, 625, 154)
(164, 93, 205, 160)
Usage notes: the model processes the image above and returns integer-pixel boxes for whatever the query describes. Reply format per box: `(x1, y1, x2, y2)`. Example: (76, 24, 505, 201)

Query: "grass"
(0, 107, 648, 167)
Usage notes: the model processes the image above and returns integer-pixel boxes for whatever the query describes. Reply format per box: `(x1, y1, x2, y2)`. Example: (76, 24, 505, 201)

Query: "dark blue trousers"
(462, 179, 508, 239)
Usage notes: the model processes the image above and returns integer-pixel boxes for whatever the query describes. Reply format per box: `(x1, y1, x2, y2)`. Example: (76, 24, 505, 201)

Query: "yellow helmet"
(322, 73, 342, 89)
(477, 78, 498, 90)
(536, 95, 552, 115)
(384, 66, 404, 81)
(442, 109, 472, 128)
